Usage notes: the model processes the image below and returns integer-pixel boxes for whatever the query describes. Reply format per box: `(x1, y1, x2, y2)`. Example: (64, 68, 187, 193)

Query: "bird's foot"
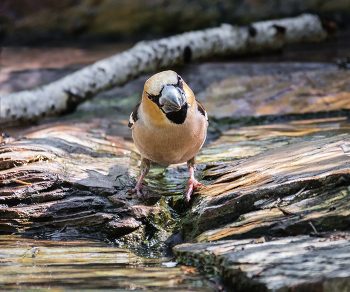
(186, 178, 204, 203)
(128, 184, 147, 201)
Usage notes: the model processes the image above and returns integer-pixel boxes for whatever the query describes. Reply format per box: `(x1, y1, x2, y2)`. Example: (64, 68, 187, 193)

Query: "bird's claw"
(128, 185, 147, 201)
(186, 178, 204, 203)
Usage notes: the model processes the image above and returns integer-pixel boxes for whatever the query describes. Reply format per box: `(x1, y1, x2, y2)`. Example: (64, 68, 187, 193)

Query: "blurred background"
(1, 0, 350, 45)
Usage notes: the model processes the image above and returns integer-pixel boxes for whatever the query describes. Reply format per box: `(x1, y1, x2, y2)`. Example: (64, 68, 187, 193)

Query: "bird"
(128, 70, 209, 202)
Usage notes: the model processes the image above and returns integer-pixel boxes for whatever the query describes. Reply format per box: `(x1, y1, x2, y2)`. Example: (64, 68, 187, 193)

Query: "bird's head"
(142, 70, 194, 125)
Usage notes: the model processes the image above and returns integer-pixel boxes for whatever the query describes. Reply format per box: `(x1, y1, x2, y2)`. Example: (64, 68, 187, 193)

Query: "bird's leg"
(186, 157, 204, 202)
(128, 157, 150, 201)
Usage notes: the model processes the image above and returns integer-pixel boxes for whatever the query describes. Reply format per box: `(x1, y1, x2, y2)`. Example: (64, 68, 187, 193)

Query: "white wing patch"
(128, 101, 141, 129)
(196, 100, 209, 125)
(128, 112, 135, 128)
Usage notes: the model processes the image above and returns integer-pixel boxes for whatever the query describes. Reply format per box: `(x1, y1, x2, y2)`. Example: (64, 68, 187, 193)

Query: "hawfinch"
(128, 70, 209, 202)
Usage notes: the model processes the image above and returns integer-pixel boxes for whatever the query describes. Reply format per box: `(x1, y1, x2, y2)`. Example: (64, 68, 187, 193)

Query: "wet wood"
(0, 123, 174, 249)
(174, 234, 350, 292)
(200, 70, 350, 121)
(184, 124, 350, 242)
(0, 14, 329, 126)
(198, 116, 350, 163)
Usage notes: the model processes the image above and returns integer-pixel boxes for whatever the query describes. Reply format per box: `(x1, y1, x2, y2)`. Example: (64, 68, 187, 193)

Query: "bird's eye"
(146, 92, 153, 100)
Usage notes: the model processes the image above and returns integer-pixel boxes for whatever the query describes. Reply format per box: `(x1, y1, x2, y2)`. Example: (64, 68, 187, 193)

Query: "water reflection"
(0, 236, 215, 291)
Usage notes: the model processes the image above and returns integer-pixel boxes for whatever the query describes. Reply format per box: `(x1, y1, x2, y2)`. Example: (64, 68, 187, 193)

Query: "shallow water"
(0, 236, 216, 291)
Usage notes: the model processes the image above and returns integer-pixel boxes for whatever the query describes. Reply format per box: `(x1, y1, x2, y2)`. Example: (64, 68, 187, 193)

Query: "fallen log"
(0, 14, 330, 126)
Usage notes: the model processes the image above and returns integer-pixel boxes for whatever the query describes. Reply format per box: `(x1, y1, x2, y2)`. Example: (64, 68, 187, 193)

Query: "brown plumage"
(128, 70, 209, 201)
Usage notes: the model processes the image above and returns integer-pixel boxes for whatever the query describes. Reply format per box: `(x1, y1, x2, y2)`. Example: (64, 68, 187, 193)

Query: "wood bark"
(0, 14, 329, 126)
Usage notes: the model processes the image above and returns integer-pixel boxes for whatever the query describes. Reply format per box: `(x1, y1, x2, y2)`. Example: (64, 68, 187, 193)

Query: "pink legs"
(128, 156, 203, 203)
(128, 157, 150, 201)
(186, 157, 204, 203)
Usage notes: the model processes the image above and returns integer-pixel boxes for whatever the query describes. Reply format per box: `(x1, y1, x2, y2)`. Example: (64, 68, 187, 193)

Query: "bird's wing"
(196, 99, 209, 125)
(128, 101, 142, 129)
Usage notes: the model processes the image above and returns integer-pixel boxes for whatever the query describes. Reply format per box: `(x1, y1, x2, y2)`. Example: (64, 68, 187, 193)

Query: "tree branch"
(0, 14, 329, 126)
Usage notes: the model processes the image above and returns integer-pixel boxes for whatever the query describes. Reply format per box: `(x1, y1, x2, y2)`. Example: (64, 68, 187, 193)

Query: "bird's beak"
(159, 85, 187, 113)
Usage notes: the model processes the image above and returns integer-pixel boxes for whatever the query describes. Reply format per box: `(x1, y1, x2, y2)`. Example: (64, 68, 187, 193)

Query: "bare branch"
(0, 14, 328, 126)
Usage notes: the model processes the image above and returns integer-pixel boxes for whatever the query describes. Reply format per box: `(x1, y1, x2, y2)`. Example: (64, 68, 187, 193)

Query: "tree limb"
(0, 14, 329, 126)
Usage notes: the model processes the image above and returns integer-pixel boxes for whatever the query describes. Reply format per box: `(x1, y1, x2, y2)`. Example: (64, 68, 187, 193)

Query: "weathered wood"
(174, 234, 350, 292)
(199, 70, 350, 122)
(180, 68, 350, 243)
(2, 58, 350, 264)
(0, 14, 329, 126)
(198, 116, 350, 163)
(184, 122, 350, 242)
(0, 124, 174, 250)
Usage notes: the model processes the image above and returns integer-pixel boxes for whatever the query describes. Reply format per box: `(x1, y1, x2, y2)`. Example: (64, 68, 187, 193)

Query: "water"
(0, 236, 216, 291)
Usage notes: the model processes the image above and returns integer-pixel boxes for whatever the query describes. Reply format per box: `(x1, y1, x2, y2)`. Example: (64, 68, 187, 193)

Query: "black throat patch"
(146, 74, 188, 124)
(165, 103, 188, 125)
